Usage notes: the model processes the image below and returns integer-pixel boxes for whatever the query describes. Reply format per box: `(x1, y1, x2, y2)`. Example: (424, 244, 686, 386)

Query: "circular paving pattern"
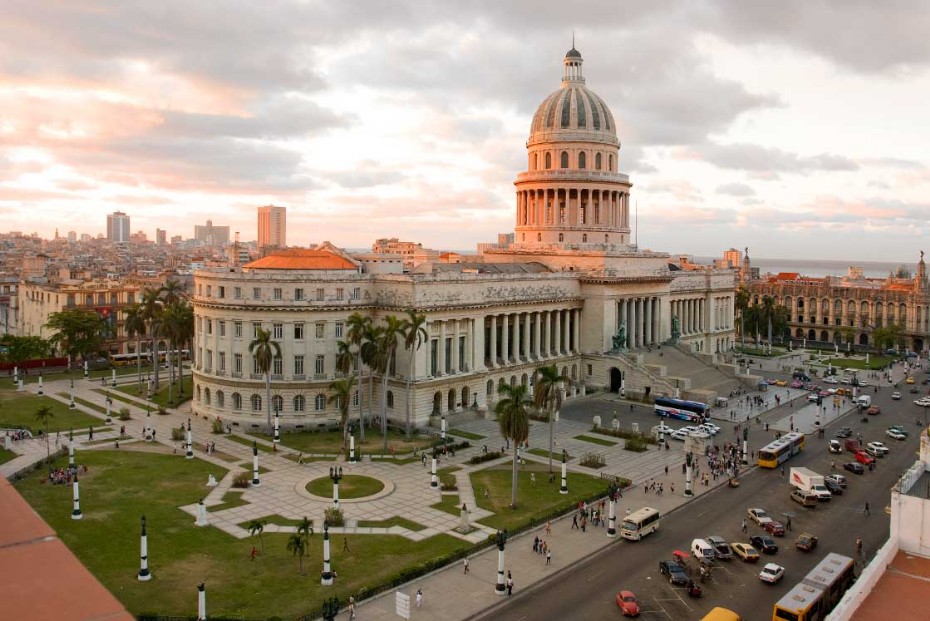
(305, 474, 386, 500)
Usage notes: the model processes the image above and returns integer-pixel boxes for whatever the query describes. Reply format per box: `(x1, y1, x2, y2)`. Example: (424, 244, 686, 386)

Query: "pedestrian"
(864, 502, 870, 517)
(670, 482, 675, 494)
(571, 514, 579, 529)
(250, 546, 256, 561)
(856, 537, 863, 553)
(533, 536, 539, 552)
(546, 548, 551, 565)
(545, 520, 552, 535)
(416, 588, 423, 608)
(343, 537, 349, 552)
(581, 516, 586, 532)
(787, 515, 792, 531)
(506, 571, 514, 596)
(664, 464, 669, 476)
(348, 596, 356, 620)
(780, 466, 785, 477)
(463, 557, 469, 574)
(741, 519, 747, 533)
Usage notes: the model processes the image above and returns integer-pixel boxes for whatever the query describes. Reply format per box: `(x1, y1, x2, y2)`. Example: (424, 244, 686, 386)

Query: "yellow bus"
(772, 552, 854, 621)
(701, 608, 742, 621)
(757, 431, 805, 469)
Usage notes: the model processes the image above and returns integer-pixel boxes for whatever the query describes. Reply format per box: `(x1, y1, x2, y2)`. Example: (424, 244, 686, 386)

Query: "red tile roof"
(244, 248, 356, 270)
(852, 550, 930, 621)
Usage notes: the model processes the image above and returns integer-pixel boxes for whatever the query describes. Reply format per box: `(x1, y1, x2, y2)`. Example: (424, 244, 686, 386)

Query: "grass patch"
(447, 428, 485, 440)
(437, 466, 460, 489)
(17, 366, 142, 385)
(93, 389, 137, 407)
(305, 474, 385, 499)
(430, 494, 461, 516)
(472, 463, 608, 532)
(0, 390, 103, 434)
(269, 427, 432, 456)
(225, 434, 275, 453)
(357, 516, 427, 531)
(237, 515, 305, 529)
(116, 376, 193, 408)
(284, 453, 338, 463)
(70, 395, 108, 415)
(527, 447, 572, 461)
(0, 447, 17, 465)
(825, 356, 892, 370)
(210, 491, 250, 511)
(573, 434, 617, 447)
(369, 455, 420, 464)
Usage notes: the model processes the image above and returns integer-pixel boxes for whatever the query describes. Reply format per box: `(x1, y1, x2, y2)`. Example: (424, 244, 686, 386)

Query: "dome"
(529, 47, 618, 144)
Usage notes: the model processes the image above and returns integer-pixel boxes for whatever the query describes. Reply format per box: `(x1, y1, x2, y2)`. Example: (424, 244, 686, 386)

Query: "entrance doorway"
(609, 368, 623, 393)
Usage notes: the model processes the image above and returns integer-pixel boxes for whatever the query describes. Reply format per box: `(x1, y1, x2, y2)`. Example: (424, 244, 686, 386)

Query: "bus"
(757, 432, 805, 468)
(654, 396, 709, 423)
(619, 507, 661, 541)
(773, 553, 855, 621)
(701, 608, 741, 621)
(110, 352, 151, 366)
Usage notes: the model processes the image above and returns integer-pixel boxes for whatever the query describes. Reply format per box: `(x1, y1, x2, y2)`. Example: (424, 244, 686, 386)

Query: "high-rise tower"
(257, 205, 286, 249)
(106, 211, 130, 243)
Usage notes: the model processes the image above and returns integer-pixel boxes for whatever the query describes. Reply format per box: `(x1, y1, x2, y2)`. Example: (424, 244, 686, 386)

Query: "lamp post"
(69, 379, 76, 409)
(105, 392, 112, 425)
(494, 529, 508, 595)
(684, 451, 694, 497)
(430, 457, 438, 488)
(441, 414, 447, 444)
(197, 583, 206, 621)
(251, 441, 260, 486)
(742, 427, 749, 466)
(349, 431, 356, 463)
(329, 466, 343, 510)
(83, 360, 89, 379)
(37, 372, 44, 395)
(195, 498, 208, 527)
(321, 520, 334, 586)
(186, 419, 193, 459)
(273, 407, 280, 444)
(145, 406, 152, 441)
(111, 368, 116, 387)
(71, 472, 83, 520)
(138, 515, 151, 581)
(606, 482, 619, 537)
(559, 450, 568, 494)
(68, 429, 75, 468)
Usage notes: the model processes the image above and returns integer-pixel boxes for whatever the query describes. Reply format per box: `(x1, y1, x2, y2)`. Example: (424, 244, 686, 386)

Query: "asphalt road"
(476, 368, 923, 621)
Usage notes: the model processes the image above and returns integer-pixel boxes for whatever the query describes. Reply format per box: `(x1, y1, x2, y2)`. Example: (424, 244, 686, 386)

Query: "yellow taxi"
(906, 376, 915, 384)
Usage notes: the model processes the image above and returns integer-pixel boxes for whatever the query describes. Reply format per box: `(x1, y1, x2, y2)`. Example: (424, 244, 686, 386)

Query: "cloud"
(716, 182, 756, 197)
(687, 143, 859, 173)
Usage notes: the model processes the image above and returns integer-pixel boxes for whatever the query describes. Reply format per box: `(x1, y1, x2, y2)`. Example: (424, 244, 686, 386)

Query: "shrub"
(211, 418, 225, 435)
(324, 507, 345, 527)
(156, 406, 168, 415)
(591, 425, 658, 444)
(118, 407, 131, 421)
(231, 472, 251, 488)
(431, 440, 470, 458)
(170, 427, 184, 442)
(624, 436, 649, 452)
(468, 450, 503, 465)
(579, 452, 606, 469)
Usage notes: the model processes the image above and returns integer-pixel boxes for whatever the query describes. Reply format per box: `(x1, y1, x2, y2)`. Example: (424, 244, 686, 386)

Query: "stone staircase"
(639, 346, 747, 402)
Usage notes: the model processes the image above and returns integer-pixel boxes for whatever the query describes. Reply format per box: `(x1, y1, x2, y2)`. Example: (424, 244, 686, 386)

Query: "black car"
(835, 427, 853, 438)
(659, 560, 689, 585)
(823, 478, 844, 495)
(750, 535, 779, 554)
(844, 462, 865, 474)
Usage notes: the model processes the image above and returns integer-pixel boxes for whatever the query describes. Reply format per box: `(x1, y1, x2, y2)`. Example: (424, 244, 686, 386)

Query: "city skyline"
(1, 2, 929, 260)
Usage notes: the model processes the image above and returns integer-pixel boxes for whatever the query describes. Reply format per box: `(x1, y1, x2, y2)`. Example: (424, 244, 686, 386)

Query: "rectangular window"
(252, 322, 261, 338)
(206, 319, 212, 335)
(273, 323, 283, 339)
(295, 288, 304, 301)
(335, 288, 344, 300)
(205, 349, 212, 370)
(294, 323, 304, 339)
(352, 287, 361, 300)
(273, 356, 283, 375)
(206, 285, 212, 297)
(315, 322, 325, 338)
(294, 355, 304, 376)
(445, 337, 452, 374)
(273, 287, 282, 300)
(458, 335, 466, 371)
(587, 364, 593, 376)
(234, 286, 242, 299)
(219, 321, 226, 337)
(430, 339, 438, 376)
(234, 353, 242, 374)
(234, 321, 243, 338)
(252, 287, 261, 300)
(335, 322, 344, 338)
(252, 357, 261, 374)
(127, 292, 135, 304)
(315, 354, 325, 376)
(316, 288, 325, 301)
(218, 286, 225, 298)
(218, 352, 226, 372)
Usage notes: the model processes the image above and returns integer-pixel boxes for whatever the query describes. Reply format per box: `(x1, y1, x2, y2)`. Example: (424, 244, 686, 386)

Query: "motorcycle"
(687, 580, 703, 598)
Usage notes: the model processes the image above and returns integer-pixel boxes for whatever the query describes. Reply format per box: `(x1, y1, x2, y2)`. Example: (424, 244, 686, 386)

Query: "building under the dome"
(190, 47, 738, 430)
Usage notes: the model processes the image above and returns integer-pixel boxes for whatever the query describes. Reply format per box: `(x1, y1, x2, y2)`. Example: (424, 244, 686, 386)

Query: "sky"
(1, 1, 929, 261)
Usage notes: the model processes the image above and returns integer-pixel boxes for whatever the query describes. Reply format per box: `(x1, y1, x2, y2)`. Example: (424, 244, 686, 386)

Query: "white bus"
(620, 507, 661, 541)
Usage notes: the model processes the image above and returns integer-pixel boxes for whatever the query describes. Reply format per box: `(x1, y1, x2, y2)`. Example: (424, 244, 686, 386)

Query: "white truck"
(789, 467, 831, 501)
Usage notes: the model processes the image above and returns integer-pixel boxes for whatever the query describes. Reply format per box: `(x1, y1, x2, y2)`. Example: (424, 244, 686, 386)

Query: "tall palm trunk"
(381, 355, 391, 452)
(511, 443, 519, 508)
(166, 339, 174, 406)
(356, 350, 365, 442)
(136, 336, 143, 394)
(177, 342, 184, 396)
(405, 351, 415, 439)
(151, 331, 160, 389)
(265, 373, 272, 433)
(367, 367, 374, 435)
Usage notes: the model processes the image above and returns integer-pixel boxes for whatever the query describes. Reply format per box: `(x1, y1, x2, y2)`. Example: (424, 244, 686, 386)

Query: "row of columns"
(434, 318, 477, 376)
(487, 309, 580, 367)
(671, 298, 705, 336)
(517, 188, 629, 229)
(618, 297, 660, 349)
(712, 296, 733, 331)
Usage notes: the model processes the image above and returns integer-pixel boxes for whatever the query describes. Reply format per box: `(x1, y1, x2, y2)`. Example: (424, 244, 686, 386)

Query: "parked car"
(867, 406, 881, 416)
(750, 535, 779, 554)
(906, 376, 915, 384)
(807, 394, 821, 403)
(824, 376, 839, 384)
(747, 508, 772, 526)
(823, 478, 843, 495)
(844, 438, 860, 452)
(707, 536, 734, 560)
(658, 560, 689, 585)
(699, 422, 721, 435)
(828, 439, 843, 454)
(796, 533, 818, 552)
(790, 489, 818, 507)
(892, 391, 902, 400)
(653, 422, 675, 435)
(790, 380, 804, 389)
(844, 462, 865, 474)
(763, 521, 786, 537)
(670, 429, 689, 441)
(835, 427, 853, 438)
(616, 590, 641, 617)
(731, 542, 760, 563)
(759, 563, 786, 583)
(775, 379, 788, 387)
(888, 425, 909, 436)
(855, 450, 876, 465)
(866, 441, 889, 457)
(826, 473, 847, 488)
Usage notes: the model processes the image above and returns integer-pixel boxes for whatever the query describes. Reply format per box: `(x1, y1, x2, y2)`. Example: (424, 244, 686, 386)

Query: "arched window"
(605, 234, 609, 243)
(216, 391, 224, 408)
(537, 233, 542, 242)
(293, 395, 305, 412)
(560, 151, 569, 168)
(486, 380, 494, 395)
(315, 394, 326, 411)
(196, 385, 201, 402)
(582, 234, 587, 243)
(448, 389, 455, 411)
(595, 153, 602, 170)
(272, 395, 283, 413)
(251, 394, 262, 412)
(533, 153, 538, 170)
(387, 391, 394, 409)
(462, 386, 469, 407)
(559, 233, 564, 242)
(204, 388, 211, 406)
(232, 393, 242, 410)
(609, 154, 614, 170)
(578, 152, 586, 169)
(545, 152, 552, 169)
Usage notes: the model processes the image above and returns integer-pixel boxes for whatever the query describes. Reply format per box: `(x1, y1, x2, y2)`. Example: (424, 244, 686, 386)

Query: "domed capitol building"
(191, 48, 738, 429)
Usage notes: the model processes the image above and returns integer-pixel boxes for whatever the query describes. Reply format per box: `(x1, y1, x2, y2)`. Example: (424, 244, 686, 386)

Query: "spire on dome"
(563, 41, 584, 83)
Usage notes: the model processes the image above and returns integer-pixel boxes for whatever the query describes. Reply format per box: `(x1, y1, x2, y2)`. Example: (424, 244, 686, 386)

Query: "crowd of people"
(45, 464, 87, 485)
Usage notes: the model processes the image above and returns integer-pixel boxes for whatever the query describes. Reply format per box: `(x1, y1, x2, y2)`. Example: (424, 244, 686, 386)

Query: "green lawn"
(825, 356, 892, 370)
(14, 449, 469, 618)
(0, 390, 102, 434)
(225, 434, 275, 453)
(116, 376, 193, 408)
(305, 474, 385, 499)
(0, 447, 17, 465)
(573, 434, 618, 447)
(357, 516, 426, 531)
(238, 515, 305, 529)
(472, 463, 608, 531)
(527, 447, 572, 461)
(267, 427, 433, 456)
(16, 366, 141, 385)
(210, 491, 250, 511)
(430, 494, 461, 516)
(447, 428, 485, 440)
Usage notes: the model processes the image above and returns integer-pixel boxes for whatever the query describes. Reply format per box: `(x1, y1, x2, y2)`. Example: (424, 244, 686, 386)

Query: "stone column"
(501, 314, 510, 363)
(630, 298, 638, 348)
(489, 315, 498, 367)
(644, 297, 653, 345)
(554, 310, 562, 355)
(523, 313, 531, 361)
(534, 312, 542, 358)
(452, 320, 460, 374)
(574, 309, 581, 353)
(653, 297, 661, 342)
(625, 299, 633, 349)
(438, 320, 446, 375)
(562, 310, 570, 354)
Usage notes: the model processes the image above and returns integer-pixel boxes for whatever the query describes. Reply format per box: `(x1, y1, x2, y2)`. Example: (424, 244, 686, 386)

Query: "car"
(791, 489, 819, 507)
(796, 533, 819, 552)
(828, 439, 843, 454)
(844, 461, 865, 474)
(866, 406, 881, 416)
(826, 388, 839, 395)
(747, 508, 773, 526)
(826, 473, 848, 488)
(790, 380, 804, 389)
(731, 542, 760, 563)
(750, 535, 779, 554)
(670, 429, 689, 441)
(824, 376, 839, 384)
(844, 438, 861, 452)
(658, 560, 689, 585)
(856, 379, 869, 387)
(775, 379, 788, 387)
(653, 422, 675, 435)
(855, 450, 876, 465)
(699, 422, 721, 435)
(840, 377, 852, 385)
(807, 393, 821, 403)
(906, 376, 915, 384)
(616, 590, 640, 617)
(823, 477, 843, 495)
(888, 425, 909, 437)
(763, 521, 786, 537)
(911, 386, 921, 393)
(835, 427, 853, 438)
(892, 391, 902, 400)
(759, 562, 786, 583)
(866, 441, 889, 457)
(767, 378, 779, 385)
(707, 536, 734, 560)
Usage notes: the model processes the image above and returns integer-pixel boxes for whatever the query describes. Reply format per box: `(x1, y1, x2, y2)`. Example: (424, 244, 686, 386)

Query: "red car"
(855, 450, 875, 466)
(616, 590, 641, 617)
(763, 520, 786, 536)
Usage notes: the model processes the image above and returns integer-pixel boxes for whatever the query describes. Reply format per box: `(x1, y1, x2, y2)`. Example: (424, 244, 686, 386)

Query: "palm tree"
(161, 302, 187, 406)
(735, 287, 750, 350)
(495, 382, 531, 509)
(123, 304, 147, 395)
(376, 316, 404, 452)
(247, 518, 267, 554)
(34, 405, 54, 464)
(173, 303, 194, 396)
(533, 364, 564, 474)
(249, 327, 281, 433)
(297, 516, 314, 538)
(360, 322, 382, 439)
(346, 313, 371, 441)
(328, 375, 357, 448)
(401, 310, 428, 439)
(760, 295, 776, 352)
(335, 340, 353, 378)
(286, 533, 308, 575)
(140, 287, 163, 389)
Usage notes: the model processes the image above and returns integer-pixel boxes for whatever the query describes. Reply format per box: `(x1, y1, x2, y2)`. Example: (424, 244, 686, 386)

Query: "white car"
(886, 429, 907, 441)
(759, 563, 785, 583)
(915, 398, 930, 407)
(824, 377, 839, 384)
(891, 391, 902, 400)
(747, 508, 773, 526)
(653, 423, 675, 436)
(670, 429, 689, 441)
(807, 394, 821, 403)
(866, 441, 889, 457)
(698, 423, 720, 435)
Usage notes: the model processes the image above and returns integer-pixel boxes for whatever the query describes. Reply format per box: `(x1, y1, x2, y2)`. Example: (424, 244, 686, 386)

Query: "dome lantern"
(563, 47, 584, 85)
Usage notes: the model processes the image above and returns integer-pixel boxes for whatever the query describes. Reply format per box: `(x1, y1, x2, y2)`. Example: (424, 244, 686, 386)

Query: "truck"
(789, 467, 831, 501)
(856, 394, 872, 409)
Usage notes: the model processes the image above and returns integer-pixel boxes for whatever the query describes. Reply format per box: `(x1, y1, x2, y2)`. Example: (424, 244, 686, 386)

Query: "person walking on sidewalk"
(416, 588, 423, 608)
(463, 557, 469, 574)
(546, 548, 551, 565)
(506, 571, 514, 596)
(864, 502, 870, 517)
(741, 519, 748, 533)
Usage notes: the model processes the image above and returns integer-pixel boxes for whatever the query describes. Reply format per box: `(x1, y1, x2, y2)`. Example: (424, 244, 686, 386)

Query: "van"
(791, 488, 818, 507)
(856, 395, 871, 408)
(691, 538, 716, 561)
(792, 371, 811, 382)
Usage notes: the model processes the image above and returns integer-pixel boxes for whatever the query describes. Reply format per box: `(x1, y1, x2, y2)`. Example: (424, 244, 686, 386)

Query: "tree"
(123, 304, 147, 395)
(249, 327, 281, 433)
(286, 533, 308, 575)
(533, 364, 564, 474)
(328, 375, 357, 446)
(375, 316, 404, 452)
(760, 295, 776, 351)
(346, 313, 371, 441)
(495, 382, 531, 509)
(45, 308, 107, 365)
(360, 323, 382, 440)
(401, 310, 428, 439)
(247, 518, 267, 554)
(735, 287, 751, 349)
(161, 301, 191, 406)
(298, 516, 314, 538)
(34, 405, 54, 464)
(172, 302, 194, 396)
(0, 335, 50, 365)
(140, 287, 164, 389)
(335, 339, 353, 378)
